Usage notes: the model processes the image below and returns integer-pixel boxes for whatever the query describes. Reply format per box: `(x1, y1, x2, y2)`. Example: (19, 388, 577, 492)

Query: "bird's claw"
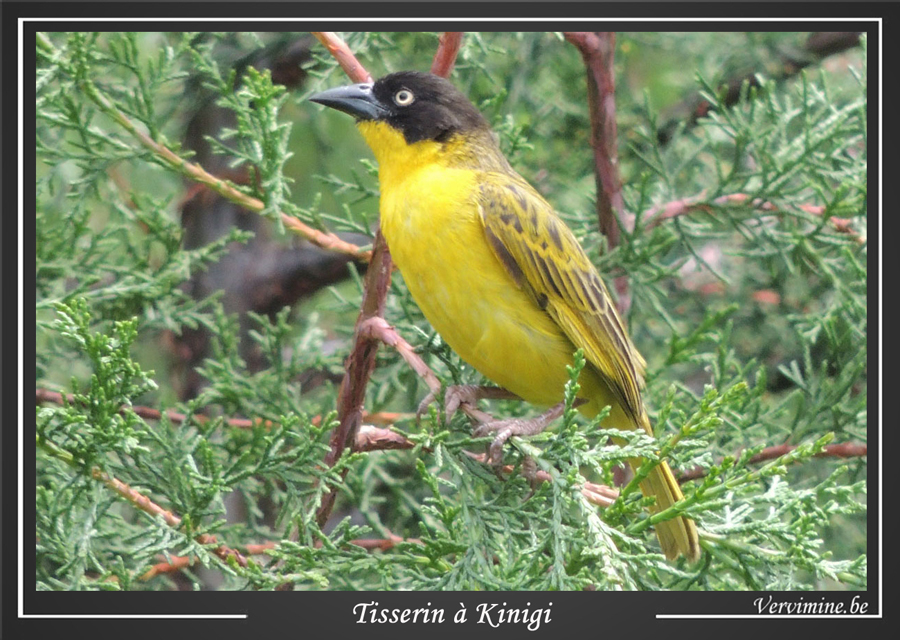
(416, 384, 510, 426)
(471, 402, 568, 478)
(415, 389, 440, 425)
(472, 416, 527, 478)
(417, 386, 553, 480)
(472, 418, 542, 486)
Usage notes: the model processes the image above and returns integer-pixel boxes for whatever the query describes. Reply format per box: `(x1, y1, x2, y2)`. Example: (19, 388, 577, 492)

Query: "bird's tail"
(631, 457, 701, 562)
(581, 386, 700, 562)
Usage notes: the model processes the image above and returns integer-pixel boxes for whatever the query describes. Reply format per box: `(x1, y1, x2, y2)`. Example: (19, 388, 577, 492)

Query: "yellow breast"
(359, 122, 589, 407)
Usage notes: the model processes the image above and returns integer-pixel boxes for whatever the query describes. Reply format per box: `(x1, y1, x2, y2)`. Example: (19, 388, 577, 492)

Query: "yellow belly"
(380, 163, 600, 408)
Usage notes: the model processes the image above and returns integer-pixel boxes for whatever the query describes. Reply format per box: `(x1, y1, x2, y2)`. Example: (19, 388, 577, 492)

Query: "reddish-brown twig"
(141, 541, 275, 580)
(640, 191, 865, 244)
(49, 29, 373, 265)
(37, 387, 410, 429)
(99, 472, 247, 568)
(356, 424, 416, 452)
(316, 231, 394, 528)
(466, 438, 866, 501)
(310, 32, 372, 83)
(563, 32, 625, 249)
(324, 534, 424, 552)
(357, 316, 442, 395)
(563, 32, 632, 315)
(677, 441, 868, 482)
(141, 555, 196, 580)
(431, 32, 464, 78)
(141, 534, 423, 579)
(306, 33, 388, 530)
(36, 388, 260, 429)
(36, 435, 250, 572)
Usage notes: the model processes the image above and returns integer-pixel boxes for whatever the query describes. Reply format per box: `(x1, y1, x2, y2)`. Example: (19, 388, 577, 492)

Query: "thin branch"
(640, 191, 866, 244)
(36, 388, 255, 428)
(310, 32, 372, 83)
(141, 556, 197, 580)
(35, 387, 409, 432)
(316, 231, 394, 527)
(34, 32, 372, 263)
(321, 533, 423, 552)
(141, 534, 422, 580)
(677, 442, 868, 482)
(356, 424, 417, 452)
(37, 435, 248, 569)
(431, 32, 464, 78)
(563, 32, 625, 248)
(141, 541, 275, 580)
(564, 32, 632, 315)
(467, 439, 867, 502)
(302, 33, 391, 530)
(357, 316, 442, 395)
(38, 386, 866, 480)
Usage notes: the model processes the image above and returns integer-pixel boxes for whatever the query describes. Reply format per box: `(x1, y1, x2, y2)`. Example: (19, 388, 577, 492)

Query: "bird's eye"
(393, 89, 415, 106)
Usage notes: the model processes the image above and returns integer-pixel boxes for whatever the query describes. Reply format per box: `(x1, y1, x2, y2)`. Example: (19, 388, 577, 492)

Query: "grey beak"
(309, 82, 391, 121)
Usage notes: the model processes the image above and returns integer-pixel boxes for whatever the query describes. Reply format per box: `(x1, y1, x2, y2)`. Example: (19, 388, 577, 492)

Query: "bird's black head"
(310, 71, 489, 144)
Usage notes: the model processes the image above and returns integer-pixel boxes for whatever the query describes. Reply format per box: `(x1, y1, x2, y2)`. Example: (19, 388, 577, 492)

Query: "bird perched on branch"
(311, 70, 700, 562)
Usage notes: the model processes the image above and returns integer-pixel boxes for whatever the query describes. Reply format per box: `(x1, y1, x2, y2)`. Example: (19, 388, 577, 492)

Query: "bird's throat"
(357, 121, 444, 189)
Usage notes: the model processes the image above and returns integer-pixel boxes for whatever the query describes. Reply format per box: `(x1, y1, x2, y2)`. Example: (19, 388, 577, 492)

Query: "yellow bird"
(311, 71, 700, 562)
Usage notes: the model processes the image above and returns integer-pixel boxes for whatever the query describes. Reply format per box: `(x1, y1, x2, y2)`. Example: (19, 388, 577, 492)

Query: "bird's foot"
(416, 384, 519, 425)
(472, 401, 568, 477)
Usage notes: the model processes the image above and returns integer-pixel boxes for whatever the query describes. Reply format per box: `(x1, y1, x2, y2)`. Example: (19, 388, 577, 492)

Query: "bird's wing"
(477, 177, 647, 422)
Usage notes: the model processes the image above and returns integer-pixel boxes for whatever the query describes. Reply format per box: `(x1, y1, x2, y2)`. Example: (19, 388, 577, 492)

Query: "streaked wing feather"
(478, 178, 646, 421)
